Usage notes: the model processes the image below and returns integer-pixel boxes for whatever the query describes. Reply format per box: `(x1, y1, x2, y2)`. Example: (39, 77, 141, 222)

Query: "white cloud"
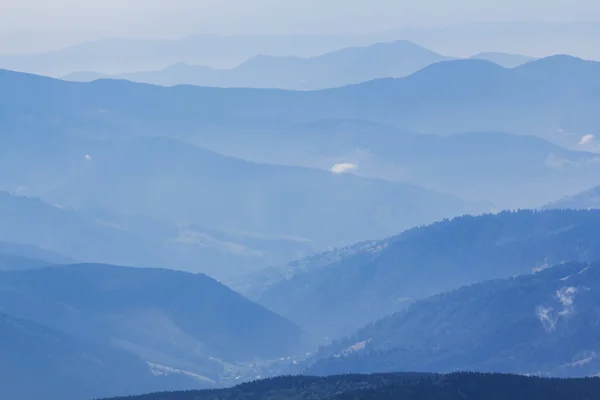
(579, 134, 595, 145)
(331, 163, 358, 174)
(84, 154, 93, 161)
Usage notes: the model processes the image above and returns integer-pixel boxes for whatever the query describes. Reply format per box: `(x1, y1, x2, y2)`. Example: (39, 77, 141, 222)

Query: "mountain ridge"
(307, 260, 600, 378)
(251, 209, 600, 339)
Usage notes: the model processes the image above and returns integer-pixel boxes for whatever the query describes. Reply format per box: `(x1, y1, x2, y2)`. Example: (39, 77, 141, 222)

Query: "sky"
(1, 0, 600, 53)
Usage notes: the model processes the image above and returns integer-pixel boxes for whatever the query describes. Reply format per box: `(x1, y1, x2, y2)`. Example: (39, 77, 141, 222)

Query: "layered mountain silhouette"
(2, 55, 599, 146)
(0, 33, 411, 76)
(308, 261, 600, 378)
(200, 126, 600, 209)
(250, 210, 600, 339)
(0, 132, 487, 280)
(62, 44, 540, 90)
(63, 41, 451, 89)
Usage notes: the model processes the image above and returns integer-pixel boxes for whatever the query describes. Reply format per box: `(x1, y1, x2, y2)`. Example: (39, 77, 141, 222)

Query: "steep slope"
(0, 264, 308, 385)
(63, 41, 451, 90)
(253, 209, 600, 339)
(309, 261, 600, 378)
(101, 372, 600, 400)
(0, 312, 192, 400)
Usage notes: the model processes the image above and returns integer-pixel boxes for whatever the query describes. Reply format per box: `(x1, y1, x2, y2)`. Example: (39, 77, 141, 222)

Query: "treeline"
(102, 372, 600, 400)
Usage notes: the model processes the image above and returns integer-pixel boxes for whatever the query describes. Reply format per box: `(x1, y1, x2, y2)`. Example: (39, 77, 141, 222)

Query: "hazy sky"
(1, 0, 599, 53)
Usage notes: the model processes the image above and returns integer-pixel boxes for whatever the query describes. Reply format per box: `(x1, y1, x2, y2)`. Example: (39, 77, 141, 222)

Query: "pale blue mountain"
(0, 33, 404, 76)
(2, 55, 599, 148)
(63, 41, 451, 89)
(0, 241, 74, 264)
(0, 131, 487, 275)
(469, 52, 536, 68)
(0, 190, 321, 280)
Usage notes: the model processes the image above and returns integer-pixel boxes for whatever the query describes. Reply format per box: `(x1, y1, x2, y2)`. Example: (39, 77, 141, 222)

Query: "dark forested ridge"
(308, 261, 600, 377)
(253, 209, 600, 339)
(101, 372, 600, 400)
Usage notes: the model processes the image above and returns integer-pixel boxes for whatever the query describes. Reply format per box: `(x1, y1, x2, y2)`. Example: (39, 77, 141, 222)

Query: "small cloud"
(84, 154, 93, 161)
(331, 163, 358, 174)
(556, 128, 565, 133)
(579, 134, 595, 145)
(15, 186, 27, 194)
(544, 153, 571, 169)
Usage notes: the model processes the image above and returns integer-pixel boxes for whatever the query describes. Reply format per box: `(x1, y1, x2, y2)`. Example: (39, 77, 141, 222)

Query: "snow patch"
(536, 286, 579, 332)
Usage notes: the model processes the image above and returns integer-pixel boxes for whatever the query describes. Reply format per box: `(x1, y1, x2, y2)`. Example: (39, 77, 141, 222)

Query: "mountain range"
(0, 33, 408, 76)
(308, 260, 600, 378)
(0, 132, 486, 279)
(248, 209, 600, 339)
(61, 41, 535, 90)
(4, 22, 600, 400)
(1, 21, 597, 77)
(63, 40, 453, 90)
(3, 54, 599, 148)
(193, 127, 600, 209)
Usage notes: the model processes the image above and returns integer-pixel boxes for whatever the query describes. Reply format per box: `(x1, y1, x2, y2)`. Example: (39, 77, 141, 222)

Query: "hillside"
(308, 261, 600, 378)
(41, 136, 484, 245)
(0, 132, 487, 281)
(545, 184, 600, 210)
(0, 312, 192, 400)
(0, 264, 308, 386)
(101, 372, 600, 400)
(252, 209, 600, 339)
(63, 40, 451, 90)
